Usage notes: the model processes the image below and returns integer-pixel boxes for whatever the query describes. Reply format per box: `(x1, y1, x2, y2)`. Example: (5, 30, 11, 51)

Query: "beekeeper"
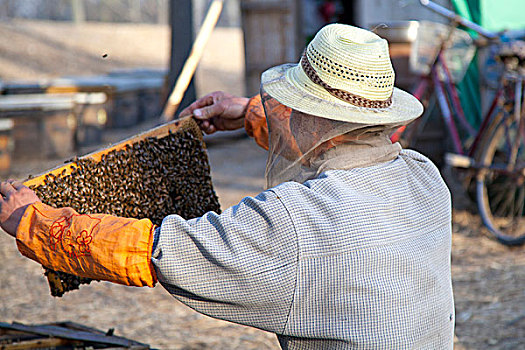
(0, 24, 454, 349)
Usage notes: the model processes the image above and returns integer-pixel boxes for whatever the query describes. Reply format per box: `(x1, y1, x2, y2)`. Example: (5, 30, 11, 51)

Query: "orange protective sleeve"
(16, 202, 157, 287)
(244, 94, 269, 151)
(244, 94, 302, 160)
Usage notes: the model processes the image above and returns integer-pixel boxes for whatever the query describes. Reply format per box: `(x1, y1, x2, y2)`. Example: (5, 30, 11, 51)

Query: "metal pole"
(165, 0, 196, 115)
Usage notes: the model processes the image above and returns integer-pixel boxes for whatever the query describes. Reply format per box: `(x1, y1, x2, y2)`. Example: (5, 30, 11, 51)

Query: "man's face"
(289, 110, 327, 154)
(289, 110, 355, 158)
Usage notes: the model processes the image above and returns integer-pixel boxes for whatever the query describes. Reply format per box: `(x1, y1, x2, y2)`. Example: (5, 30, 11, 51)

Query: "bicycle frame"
(395, 30, 475, 155)
(414, 0, 525, 245)
(408, 56, 522, 168)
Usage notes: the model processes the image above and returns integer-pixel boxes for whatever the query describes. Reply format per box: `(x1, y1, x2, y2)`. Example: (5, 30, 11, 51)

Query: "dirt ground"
(0, 20, 524, 349)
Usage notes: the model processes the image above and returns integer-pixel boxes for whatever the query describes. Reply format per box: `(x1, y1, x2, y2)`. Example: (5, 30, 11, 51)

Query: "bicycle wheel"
(475, 117, 525, 245)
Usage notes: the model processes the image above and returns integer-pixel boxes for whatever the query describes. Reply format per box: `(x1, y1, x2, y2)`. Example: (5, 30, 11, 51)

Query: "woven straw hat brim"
(261, 63, 423, 125)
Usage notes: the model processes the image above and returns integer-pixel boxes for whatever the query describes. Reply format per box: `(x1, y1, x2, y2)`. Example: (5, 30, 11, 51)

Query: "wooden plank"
(12, 110, 76, 160)
(0, 94, 74, 111)
(1, 337, 76, 350)
(52, 321, 108, 335)
(241, 1, 291, 11)
(23, 115, 197, 188)
(241, 0, 301, 95)
(0, 322, 148, 348)
(161, 0, 223, 121)
(0, 330, 35, 342)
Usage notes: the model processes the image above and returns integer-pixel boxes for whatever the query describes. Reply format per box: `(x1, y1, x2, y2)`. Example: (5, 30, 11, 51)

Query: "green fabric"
(454, 0, 525, 32)
(450, 0, 525, 130)
(453, 0, 481, 29)
(480, 0, 525, 31)
(451, 0, 482, 130)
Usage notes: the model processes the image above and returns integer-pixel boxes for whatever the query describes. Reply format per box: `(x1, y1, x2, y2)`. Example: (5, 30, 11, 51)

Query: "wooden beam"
(161, 0, 224, 121)
(1, 337, 76, 350)
(0, 322, 148, 348)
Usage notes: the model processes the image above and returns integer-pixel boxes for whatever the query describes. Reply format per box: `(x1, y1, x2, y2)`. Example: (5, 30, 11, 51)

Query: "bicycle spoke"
(514, 184, 525, 217)
(507, 183, 517, 218)
(477, 117, 525, 243)
(487, 166, 525, 233)
(495, 186, 513, 217)
(503, 123, 514, 164)
(488, 180, 508, 213)
(500, 180, 517, 216)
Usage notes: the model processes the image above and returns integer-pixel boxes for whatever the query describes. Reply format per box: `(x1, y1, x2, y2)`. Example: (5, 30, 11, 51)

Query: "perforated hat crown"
(261, 23, 423, 124)
(307, 24, 394, 102)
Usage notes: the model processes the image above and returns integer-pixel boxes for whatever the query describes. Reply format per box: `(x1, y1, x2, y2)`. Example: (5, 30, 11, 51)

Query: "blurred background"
(2, 0, 524, 171)
(0, 1, 524, 349)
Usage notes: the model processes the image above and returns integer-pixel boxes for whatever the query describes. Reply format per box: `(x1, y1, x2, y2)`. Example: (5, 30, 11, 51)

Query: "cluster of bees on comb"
(28, 122, 221, 297)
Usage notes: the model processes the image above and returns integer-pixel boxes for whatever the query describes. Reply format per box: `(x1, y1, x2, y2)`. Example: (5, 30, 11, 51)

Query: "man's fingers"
(0, 182, 16, 197)
(198, 120, 209, 129)
(197, 119, 216, 134)
(179, 94, 216, 117)
(7, 179, 24, 189)
(193, 102, 226, 121)
(203, 123, 217, 135)
(12, 181, 26, 191)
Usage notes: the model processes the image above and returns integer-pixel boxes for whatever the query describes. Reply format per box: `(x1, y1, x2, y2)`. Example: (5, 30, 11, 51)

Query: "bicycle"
(392, 0, 525, 246)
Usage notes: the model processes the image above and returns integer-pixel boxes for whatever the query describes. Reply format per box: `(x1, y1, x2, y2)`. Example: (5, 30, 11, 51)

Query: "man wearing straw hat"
(0, 24, 454, 349)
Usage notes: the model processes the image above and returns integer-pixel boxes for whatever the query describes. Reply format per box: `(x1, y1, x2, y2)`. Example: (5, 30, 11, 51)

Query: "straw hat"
(261, 24, 423, 124)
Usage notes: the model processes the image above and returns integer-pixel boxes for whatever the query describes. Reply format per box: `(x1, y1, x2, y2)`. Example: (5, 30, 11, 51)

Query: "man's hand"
(0, 180, 41, 237)
(179, 91, 249, 134)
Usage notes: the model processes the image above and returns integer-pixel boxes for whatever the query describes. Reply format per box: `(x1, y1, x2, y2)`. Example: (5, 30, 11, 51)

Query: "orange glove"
(16, 202, 157, 287)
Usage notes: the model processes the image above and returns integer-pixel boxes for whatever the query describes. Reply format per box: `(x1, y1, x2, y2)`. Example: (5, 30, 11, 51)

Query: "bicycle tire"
(475, 118, 525, 246)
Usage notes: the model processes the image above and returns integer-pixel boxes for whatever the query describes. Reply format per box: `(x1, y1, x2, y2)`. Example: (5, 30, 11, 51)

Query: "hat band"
(300, 51, 393, 109)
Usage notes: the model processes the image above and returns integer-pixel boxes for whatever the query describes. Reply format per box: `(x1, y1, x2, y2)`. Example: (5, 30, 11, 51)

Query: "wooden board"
(241, 0, 302, 95)
(0, 321, 149, 349)
(23, 115, 197, 188)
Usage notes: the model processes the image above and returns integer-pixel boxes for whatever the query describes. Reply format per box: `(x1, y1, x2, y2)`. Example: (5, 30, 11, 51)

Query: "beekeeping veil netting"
(261, 90, 405, 189)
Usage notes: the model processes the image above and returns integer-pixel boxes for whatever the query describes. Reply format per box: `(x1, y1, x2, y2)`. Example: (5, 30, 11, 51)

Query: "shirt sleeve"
(244, 94, 269, 150)
(16, 202, 157, 287)
(151, 189, 298, 334)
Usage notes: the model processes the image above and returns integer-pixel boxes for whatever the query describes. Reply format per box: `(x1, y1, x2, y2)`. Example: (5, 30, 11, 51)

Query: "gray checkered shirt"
(152, 149, 454, 349)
